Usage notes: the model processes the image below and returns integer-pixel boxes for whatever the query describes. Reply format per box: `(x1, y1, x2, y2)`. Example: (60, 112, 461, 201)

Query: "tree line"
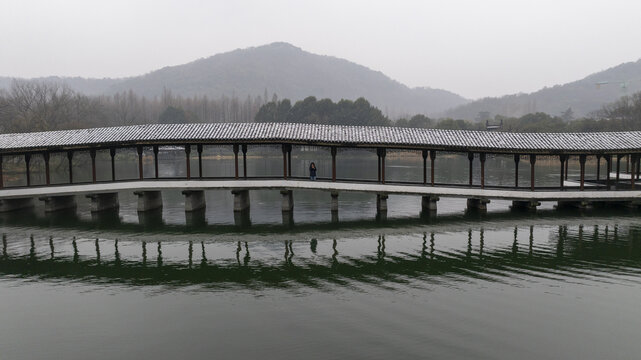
(1, 79, 640, 134)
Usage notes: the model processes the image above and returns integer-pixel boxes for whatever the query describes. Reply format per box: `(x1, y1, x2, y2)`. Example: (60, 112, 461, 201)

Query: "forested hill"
(442, 59, 641, 120)
(104, 42, 469, 117)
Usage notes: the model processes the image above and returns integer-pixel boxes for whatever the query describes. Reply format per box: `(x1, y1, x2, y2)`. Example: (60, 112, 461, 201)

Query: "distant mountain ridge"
(442, 59, 641, 120)
(0, 42, 469, 118)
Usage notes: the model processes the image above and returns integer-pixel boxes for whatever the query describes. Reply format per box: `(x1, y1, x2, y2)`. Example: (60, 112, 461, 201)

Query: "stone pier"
(376, 194, 388, 212)
(0, 197, 34, 212)
(467, 198, 490, 212)
(182, 190, 206, 212)
(421, 195, 439, 215)
(510, 200, 540, 211)
(232, 189, 250, 212)
(556, 200, 592, 210)
(39, 195, 77, 212)
(86, 192, 119, 212)
(281, 190, 293, 212)
(330, 191, 339, 212)
(134, 191, 163, 212)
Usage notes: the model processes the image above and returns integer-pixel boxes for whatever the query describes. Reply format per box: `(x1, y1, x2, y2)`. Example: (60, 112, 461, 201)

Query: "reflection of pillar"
(0, 198, 34, 212)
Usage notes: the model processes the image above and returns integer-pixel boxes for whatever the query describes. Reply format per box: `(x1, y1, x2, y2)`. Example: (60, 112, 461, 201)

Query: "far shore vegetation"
(1, 80, 640, 134)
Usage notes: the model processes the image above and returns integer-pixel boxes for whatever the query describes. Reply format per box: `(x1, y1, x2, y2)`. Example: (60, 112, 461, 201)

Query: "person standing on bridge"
(309, 162, 317, 180)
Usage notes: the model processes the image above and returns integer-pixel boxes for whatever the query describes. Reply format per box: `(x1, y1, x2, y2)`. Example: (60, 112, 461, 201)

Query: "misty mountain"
(1, 43, 468, 118)
(443, 59, 641, 120)
(105, 42, 468, 117)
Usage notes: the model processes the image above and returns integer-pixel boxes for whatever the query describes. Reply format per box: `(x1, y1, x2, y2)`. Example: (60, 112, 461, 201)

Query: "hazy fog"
(1, 0, 640, 99)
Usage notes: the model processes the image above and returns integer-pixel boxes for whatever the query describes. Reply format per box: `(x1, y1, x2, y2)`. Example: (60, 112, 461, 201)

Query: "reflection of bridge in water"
(2, 224, 640, 289)
(1, 123, 641, 224)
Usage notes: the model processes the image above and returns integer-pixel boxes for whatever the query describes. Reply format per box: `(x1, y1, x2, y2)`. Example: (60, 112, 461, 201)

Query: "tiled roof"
(0, 123, 639, 154)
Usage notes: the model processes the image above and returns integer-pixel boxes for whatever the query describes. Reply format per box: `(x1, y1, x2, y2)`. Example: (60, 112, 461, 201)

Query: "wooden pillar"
(379, 148, 386, 184)
(185, 145, 191, 180)
(616, 154, 623, 185)
(430, 150, 436, 186)
(564, 156, 569, 180)
(109, 148, 116, 182)
(560, 155, 566, 189)
(377, 151, 381, 182)
(197, 144, 204, 178)
(287, 146, 292, 178)
(579, 154, 586, 191)
(233, 144, 239, 179)
(242, 144, 248, 179)
(422, 150, 428, 185)
(136, 146, 143, 180)
(468, 152, 474, 186)
(89, 149, 96, 184)
(25, 154, 31, 186)
(66, 151, 74, 184)
(631, 154, 637, 189)
(153, 145, 159, 179)
(605, 155, 612, 190)
(626, 154, 630, 174)
(331, 146, 337, 182)
(530, 154, 536, 191)
(637, 155, 641, 180)
(0, 155, 3, 188)
(43, 152, 51, 185)
(480, 153, 486, 189)
(281, 144, 288, 179)
(514, 154, 520, 188)
(596, 154, 601, 182)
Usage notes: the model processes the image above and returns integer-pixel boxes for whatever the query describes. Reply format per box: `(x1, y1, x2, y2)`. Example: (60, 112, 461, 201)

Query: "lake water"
(0, 149, 640, 359)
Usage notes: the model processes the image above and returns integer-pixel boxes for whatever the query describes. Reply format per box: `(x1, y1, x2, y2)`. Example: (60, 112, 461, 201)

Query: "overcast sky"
(1, 0, 640, 99)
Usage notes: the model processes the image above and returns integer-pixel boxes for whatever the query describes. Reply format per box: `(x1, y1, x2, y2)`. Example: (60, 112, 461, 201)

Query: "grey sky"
(1, 0, 640, 99)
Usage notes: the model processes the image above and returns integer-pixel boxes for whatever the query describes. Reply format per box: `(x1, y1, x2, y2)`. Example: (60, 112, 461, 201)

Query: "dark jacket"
(309, 165, 317, 176)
